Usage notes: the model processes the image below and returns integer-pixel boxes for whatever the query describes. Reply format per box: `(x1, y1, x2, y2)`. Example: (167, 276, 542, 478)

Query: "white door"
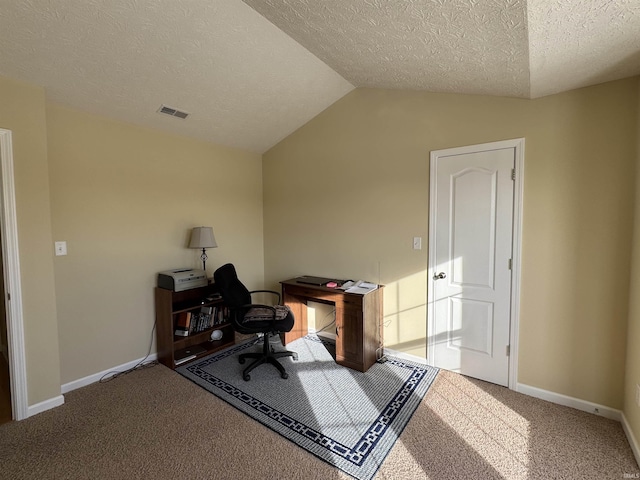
(428, 139, 523, 387)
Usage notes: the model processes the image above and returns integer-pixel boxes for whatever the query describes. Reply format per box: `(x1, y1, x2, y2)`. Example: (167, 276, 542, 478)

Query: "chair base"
(239, 333, 297, 381)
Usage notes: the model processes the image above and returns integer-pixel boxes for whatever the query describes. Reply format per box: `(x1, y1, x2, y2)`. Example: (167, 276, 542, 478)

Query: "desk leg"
(283, 293, 307, 345)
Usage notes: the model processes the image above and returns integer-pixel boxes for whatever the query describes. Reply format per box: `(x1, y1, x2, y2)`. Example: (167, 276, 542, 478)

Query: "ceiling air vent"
(157, 104, 190, 120)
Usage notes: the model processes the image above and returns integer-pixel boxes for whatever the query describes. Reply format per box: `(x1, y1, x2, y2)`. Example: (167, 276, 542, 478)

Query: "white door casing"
(0, 129, 28, 420)
(428, 138, 524, 388)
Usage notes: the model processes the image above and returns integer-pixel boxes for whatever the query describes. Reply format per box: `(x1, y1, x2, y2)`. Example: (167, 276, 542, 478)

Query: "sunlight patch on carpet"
(428, 372, 530, 479)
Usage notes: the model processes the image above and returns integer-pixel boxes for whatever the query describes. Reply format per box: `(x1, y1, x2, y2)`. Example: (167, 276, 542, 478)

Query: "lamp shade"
(189, 226, 217, 249)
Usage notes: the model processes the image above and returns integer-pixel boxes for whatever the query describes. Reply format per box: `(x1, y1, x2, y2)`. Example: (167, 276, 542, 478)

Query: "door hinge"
(511, 168, 515, 181)
(508, 259, 512, 270)
(506, 345, 510, 356)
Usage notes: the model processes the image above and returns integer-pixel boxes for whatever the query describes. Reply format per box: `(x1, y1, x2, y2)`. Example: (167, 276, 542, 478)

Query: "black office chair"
(213, 263, 297, 381)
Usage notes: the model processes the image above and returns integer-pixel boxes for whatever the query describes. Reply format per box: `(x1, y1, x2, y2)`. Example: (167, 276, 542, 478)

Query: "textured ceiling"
(243, 0, 532, 98)
(0, 1, 639, 153)
(0, 0, 353, 153)
(245, 0, 640, 99)
(528, 0, 640, 98)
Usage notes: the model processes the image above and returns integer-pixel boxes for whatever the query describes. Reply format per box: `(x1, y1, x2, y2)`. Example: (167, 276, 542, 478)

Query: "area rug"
(177, 335, 438, 480)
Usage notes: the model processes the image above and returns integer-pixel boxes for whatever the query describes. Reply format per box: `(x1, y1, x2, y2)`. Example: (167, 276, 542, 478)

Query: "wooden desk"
(281, 279, 383, 372)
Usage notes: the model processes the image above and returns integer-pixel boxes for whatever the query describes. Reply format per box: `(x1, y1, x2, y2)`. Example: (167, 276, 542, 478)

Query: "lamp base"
(200, 248, 208, 272)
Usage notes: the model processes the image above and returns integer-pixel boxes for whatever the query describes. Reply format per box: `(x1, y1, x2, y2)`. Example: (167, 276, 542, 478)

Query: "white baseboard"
(384, 347, 428, 365)
(61, 353, 158, 394)
(27, 394, 64, 418)
(516, 383, 622, 421)
(24, 354, 159, 418)
(622, 412, 640, 467)
(21, 354, 158, 419)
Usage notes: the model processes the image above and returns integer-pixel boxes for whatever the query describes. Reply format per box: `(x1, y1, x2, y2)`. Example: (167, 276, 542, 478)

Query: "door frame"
(0, 129, 28, 420)
(427, 138, 524, 389)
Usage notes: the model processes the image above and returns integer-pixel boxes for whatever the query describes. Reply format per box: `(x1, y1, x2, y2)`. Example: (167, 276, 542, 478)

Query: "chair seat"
(244, 305, 291, 322)
(237, 308, 295, 334)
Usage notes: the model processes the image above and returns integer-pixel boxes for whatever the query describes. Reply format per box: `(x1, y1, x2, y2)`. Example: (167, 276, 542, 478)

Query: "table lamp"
(189, 226, 217, 272)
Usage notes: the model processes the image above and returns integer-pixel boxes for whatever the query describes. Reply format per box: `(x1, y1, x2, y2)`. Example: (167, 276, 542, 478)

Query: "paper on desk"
(337, 280, 354, 290)
(345, 281, 377, 294)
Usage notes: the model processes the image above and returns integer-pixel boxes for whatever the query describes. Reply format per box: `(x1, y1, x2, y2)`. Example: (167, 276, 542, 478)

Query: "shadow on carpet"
(177, 335, 438, 480)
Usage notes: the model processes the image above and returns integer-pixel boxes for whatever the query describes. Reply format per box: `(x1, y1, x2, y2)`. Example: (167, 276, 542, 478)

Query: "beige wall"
(624, 78, 640, 443)
(46, 104, 264, 384)
(1, 71, 638, 416)
(0, 76, 62, 405)
(263, 79, 638, 409)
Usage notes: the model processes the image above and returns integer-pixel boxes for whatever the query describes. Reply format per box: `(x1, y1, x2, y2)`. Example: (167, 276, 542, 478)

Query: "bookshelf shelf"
(155, 284, 234, 369)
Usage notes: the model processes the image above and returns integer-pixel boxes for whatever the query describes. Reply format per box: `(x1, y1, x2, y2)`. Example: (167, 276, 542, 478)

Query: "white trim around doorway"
(0, 129, 29, 420)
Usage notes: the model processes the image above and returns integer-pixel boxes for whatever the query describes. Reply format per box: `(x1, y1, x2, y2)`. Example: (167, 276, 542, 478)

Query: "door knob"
(434, 272, 447, 280)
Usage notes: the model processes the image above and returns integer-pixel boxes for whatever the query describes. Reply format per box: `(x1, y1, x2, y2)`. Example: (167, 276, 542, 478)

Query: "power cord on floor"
(99, 322, 158, 383)
(317, 319, 336, 333)
(378, 317, 388, 363)
(315, 309, 336, 335)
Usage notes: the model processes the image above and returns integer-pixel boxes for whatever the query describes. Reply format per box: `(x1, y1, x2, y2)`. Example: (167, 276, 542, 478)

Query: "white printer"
(157, 268, 208, 292)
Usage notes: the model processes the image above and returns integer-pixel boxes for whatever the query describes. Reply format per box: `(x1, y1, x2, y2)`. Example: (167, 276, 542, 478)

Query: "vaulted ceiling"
(1, 1, 639, 153)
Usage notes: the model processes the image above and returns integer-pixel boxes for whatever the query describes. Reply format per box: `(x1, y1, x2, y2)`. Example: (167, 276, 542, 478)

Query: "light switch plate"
(413, 237, 422, 250)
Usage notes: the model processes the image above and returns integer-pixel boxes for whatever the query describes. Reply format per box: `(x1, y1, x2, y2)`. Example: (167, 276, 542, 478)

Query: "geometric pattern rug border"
(177, 335, 439, 480)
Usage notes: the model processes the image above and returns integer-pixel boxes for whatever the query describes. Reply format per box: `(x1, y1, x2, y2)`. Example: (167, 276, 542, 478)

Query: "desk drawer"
(284, 285, 340, 303)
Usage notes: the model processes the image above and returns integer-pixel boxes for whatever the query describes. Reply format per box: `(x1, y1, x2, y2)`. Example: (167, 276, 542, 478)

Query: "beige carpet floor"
(0, 364, 637, 479)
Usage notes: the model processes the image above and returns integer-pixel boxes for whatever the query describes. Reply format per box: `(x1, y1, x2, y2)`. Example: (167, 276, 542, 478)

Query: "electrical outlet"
(54, 241, 67, 256)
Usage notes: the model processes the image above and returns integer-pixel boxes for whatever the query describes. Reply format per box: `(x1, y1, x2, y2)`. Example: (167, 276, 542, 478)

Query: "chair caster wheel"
(243, 374, 250, 381)
(292, 353, 299, 361)
(281, 373, 288, 379)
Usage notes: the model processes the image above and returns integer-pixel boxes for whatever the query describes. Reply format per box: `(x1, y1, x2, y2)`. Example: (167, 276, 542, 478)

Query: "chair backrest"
(213, 263, 251, 310)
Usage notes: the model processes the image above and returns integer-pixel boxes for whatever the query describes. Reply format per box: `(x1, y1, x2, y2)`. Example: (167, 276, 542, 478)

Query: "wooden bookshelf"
(155, 284, 234, 369)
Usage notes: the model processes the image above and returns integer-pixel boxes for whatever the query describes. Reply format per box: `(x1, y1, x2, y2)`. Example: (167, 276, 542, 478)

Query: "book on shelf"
(187, 306, 215, 335)
(176, 305, 228, 338)
(212, 306, 228, 325)
(175, 311, 192, 336)
(201, 306, 213, 330)
(190, 313, 198, 334)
